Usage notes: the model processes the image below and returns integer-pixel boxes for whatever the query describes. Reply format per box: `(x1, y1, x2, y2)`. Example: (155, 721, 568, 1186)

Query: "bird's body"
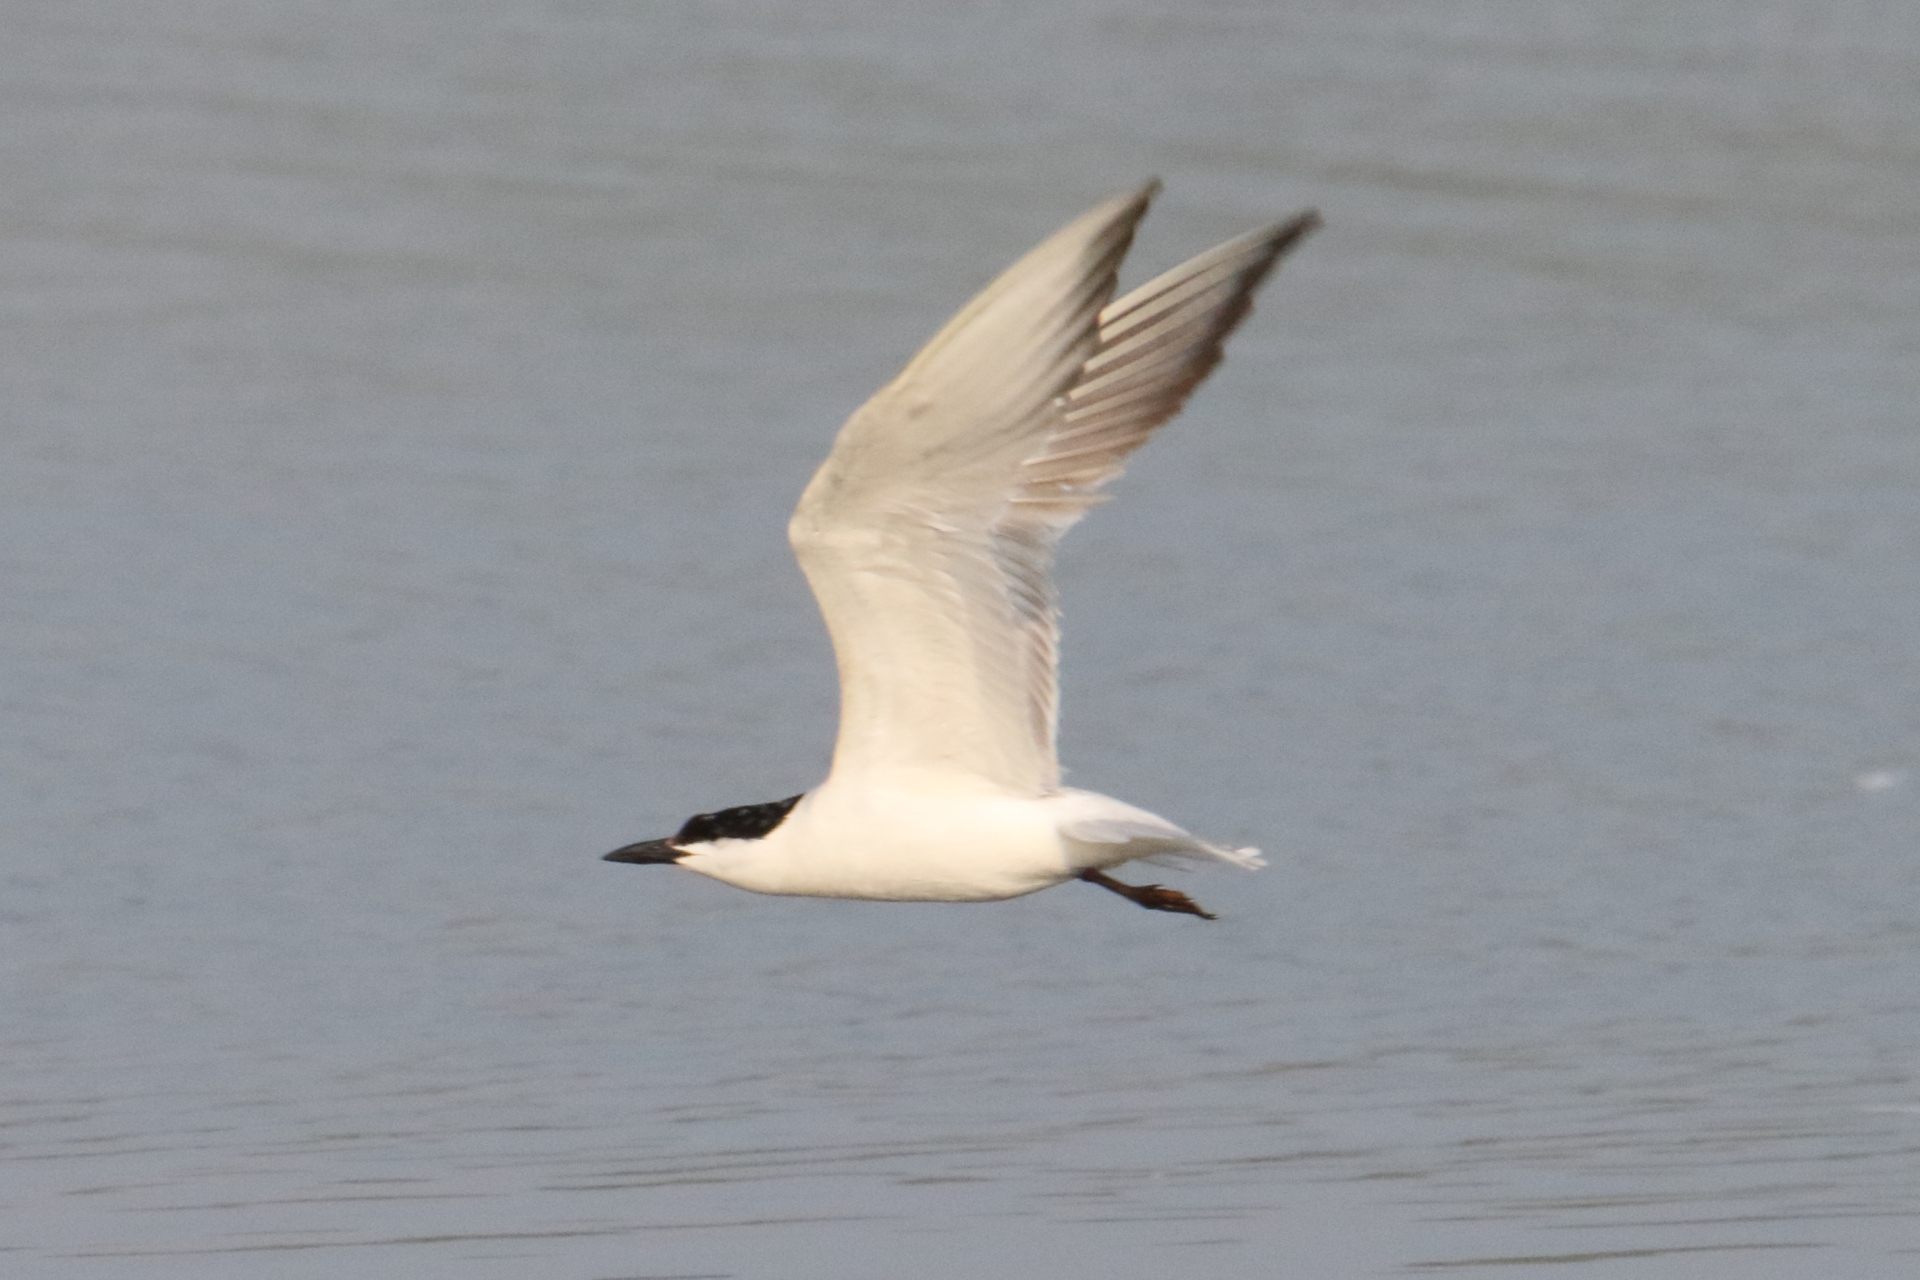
(607, 182, 1317, 918)
(672, 781, 1258, 903)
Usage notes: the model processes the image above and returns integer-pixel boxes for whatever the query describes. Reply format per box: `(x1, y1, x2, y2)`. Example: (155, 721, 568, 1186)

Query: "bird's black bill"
(603, 838, 682, 865)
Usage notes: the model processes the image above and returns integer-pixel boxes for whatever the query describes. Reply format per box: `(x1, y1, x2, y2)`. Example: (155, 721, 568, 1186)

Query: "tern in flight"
(606, 181, 1318, 919)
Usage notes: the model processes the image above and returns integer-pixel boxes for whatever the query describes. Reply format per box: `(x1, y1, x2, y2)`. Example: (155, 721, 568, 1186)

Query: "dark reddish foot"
(1078, 868, 1218, 920)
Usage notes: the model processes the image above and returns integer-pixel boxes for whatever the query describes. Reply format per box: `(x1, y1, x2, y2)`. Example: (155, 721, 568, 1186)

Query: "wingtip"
(1105, 177, 1160, 227)
(1217, 209, 1321, 300)
(1267, 209, 1322, 256)
(1092, 178, 1160, 218)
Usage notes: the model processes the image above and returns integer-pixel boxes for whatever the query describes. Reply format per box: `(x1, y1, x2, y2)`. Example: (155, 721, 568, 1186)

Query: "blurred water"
(4, 1, 1919, 1276)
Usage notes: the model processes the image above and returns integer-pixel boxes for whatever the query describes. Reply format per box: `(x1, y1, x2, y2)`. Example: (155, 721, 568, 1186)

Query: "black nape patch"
(674, 793, 805, 844)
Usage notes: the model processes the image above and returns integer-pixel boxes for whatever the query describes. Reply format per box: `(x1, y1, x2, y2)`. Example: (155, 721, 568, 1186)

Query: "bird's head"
(603, 793, 806, 867)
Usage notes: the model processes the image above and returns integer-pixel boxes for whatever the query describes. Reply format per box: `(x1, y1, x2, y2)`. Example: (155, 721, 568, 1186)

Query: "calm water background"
(5, 2, 1918, 1276)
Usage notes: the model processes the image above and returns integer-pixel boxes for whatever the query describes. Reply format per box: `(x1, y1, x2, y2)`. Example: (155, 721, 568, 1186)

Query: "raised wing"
(790, 184, 1319, 793)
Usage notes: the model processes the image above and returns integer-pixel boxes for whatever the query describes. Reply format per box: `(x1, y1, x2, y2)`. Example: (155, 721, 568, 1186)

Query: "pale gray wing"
(1005, 211, 1322, 764)
(791, 185, 1318, 793)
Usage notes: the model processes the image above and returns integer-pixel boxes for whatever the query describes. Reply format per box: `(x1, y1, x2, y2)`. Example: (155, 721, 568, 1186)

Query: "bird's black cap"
(602, 793, 805, 866)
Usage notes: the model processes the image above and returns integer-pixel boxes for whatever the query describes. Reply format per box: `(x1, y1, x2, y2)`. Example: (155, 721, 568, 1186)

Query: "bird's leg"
(1078, 868, 1217, 920)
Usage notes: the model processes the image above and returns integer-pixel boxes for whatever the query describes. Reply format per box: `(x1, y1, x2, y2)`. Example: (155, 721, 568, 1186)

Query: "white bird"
(607, 181, 1318, 918)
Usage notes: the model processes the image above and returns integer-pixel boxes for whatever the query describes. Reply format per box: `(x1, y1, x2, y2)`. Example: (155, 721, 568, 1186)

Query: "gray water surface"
(6, 2, 1919, 1276)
